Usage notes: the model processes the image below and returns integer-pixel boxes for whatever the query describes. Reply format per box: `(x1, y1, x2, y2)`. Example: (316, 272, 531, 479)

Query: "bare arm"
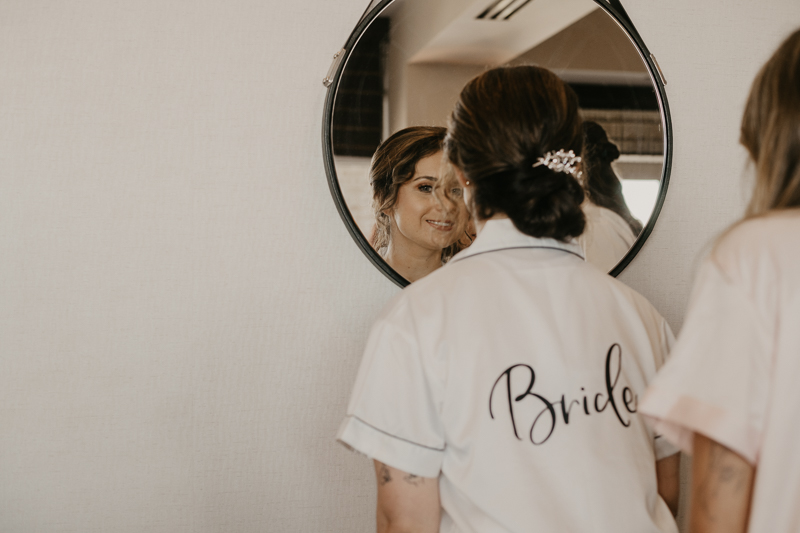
(689, 433, 755, 533)
(656, 452, 680, 516)
(374, 461, 440, 533)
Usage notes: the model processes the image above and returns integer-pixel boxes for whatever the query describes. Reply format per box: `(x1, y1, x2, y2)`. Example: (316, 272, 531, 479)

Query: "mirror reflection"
(332, 0, 665, 280)
(368, 127, 474, 282)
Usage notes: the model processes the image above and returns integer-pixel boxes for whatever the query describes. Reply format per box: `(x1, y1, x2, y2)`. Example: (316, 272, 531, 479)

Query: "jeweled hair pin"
(533, 150, 583, 179)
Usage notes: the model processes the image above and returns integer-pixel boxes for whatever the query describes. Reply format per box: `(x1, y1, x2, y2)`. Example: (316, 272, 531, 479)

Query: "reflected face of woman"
(388, 150, 469, 254)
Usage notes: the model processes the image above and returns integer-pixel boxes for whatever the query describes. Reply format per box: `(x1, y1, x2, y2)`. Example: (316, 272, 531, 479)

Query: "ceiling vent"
(476, 0, 534, 20)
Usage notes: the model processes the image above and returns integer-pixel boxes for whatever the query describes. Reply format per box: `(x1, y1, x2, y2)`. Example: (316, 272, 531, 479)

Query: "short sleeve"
(336, 297, 445, 477)
(640, 259, 773, 464)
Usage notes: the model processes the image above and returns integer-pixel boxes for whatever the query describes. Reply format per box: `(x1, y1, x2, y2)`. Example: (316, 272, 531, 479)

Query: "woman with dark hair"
(641, 28, 800, 533)
(579, 121, 642, 270)
(369, 126, 471, 282)
(338, 66, 679, 533)
(582, 121, 643, 235)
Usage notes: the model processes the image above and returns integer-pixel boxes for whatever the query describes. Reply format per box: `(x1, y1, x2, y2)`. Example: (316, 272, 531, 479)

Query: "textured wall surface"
(0, 0, 798, 532)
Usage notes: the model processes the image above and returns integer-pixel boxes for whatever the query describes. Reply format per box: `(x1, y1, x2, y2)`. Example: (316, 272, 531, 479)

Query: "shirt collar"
(450, 218, 585, 263)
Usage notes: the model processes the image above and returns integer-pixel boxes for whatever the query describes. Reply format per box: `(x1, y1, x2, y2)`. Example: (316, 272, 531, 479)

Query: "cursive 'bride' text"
(488, 343, 638, 445)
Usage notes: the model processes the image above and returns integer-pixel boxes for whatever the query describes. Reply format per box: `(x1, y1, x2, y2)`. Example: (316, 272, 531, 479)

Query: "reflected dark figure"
(582, 121, 643, 235)
(578, 121, 642, 271)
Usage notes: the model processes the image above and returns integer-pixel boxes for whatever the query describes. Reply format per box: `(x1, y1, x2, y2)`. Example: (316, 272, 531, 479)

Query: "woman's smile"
(388, 150, 469, 254)
(426, 219, 454, 231)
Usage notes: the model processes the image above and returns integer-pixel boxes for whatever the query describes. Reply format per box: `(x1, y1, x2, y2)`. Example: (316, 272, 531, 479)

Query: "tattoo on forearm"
(376, 462, 426, 488)
(697, 443, 750, 522)
(378, 463, 392, 486)
(403, 473, 423, 486)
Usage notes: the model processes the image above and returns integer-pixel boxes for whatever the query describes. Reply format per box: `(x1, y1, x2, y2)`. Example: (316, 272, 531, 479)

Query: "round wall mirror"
(323, 0, 671, 287)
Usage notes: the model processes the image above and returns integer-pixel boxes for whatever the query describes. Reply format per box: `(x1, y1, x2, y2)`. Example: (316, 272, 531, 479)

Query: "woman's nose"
(433, 188, 457, 212)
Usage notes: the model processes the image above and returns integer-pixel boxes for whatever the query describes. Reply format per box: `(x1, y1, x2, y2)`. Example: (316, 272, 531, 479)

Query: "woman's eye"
(451, 188, 463, 198)
(418, 184, 433, 193)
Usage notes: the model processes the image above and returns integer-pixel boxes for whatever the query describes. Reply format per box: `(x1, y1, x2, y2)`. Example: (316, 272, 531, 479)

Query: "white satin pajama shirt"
(339, 218, 678, 533)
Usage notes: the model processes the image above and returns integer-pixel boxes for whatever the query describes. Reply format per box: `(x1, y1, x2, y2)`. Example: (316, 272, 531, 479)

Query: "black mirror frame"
(322, 0, 672, 287)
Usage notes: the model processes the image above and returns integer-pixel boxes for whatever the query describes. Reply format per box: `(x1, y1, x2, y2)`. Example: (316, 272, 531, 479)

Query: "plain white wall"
(0, 1, 797, 532)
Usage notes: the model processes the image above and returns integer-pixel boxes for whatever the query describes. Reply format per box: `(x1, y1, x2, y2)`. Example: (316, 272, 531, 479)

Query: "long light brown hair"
(741, 28, 800, 217)
(370, 126, 463, 261)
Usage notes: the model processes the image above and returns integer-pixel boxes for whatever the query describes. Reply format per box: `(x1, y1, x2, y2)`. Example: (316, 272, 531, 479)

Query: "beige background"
(0, 0, 797, 531)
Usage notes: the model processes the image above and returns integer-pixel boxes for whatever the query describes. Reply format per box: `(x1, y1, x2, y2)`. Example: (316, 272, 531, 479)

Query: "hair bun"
(473, 163, 585, 241)
(582, 121, 620, 163)
(509, 165, 586, 241)
(600, 141, 620, 163)
(445, 65, 586, 241)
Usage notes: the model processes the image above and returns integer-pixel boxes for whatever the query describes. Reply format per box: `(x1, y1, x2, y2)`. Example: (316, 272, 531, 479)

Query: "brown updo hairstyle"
(741, 28, 800, 217)
(582, 121, 643, 235)
(370, 126, 462, 261)
(444, 65, 585, 242)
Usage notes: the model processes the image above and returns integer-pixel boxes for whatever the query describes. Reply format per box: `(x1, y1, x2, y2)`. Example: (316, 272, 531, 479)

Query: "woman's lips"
(427, 220, 454, 231)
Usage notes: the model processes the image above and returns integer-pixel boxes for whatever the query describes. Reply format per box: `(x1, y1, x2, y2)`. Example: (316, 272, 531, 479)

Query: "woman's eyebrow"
(413, 175, 437, 182)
